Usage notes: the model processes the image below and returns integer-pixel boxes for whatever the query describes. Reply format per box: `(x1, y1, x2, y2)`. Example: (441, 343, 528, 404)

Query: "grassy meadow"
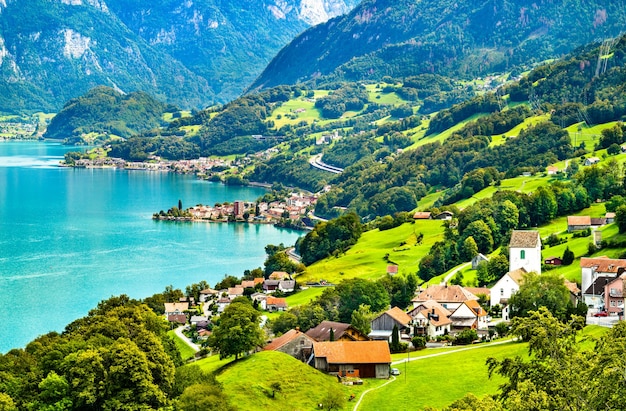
(214, 351, 385, 411)
(299, 219, 446, 284)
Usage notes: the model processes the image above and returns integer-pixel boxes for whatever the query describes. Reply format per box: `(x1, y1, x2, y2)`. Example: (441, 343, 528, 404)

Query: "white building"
(509, 230, 541, 274)
(490, 268, 527, 315)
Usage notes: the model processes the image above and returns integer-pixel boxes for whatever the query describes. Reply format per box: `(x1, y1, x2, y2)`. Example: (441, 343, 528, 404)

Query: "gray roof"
(509, 230, 540, 248)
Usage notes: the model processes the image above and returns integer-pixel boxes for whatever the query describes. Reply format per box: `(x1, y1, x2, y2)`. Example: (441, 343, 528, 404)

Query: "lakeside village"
(165, 227, 622, 380)
(61, 150, 323, 229)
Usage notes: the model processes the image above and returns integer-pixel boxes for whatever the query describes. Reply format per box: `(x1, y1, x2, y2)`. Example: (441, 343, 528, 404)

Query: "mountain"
(105, 0, 360, 102)
(43, 86, 169, 142)
(0, 0, 359, 113)
(249, 0, 626, 91)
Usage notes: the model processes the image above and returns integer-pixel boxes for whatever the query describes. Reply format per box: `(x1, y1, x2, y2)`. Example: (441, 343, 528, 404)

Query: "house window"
(500, 288, 504, 296)
(520, 250, 526, 259)
(611, 301, 616, 307)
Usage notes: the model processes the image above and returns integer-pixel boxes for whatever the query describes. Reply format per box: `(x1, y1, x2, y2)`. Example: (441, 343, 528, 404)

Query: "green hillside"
(250, 0, 626, 91)
(213, 351, 382, 410)
(43, 86, 169, 143)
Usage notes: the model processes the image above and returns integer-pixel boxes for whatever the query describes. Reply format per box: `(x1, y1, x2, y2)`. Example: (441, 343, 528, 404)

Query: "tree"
(177, 384, 234, 411)
(461, 236, 479, 261)
(508, 273, 571, 321)
(178, 199, 183, 211)
(615, 204, 626, 233)
(390, 324, 402, 352)
(463, 220, 494, 254)
(561, 246, 574, 265)
(350, 304, 373, 335)
(208, 301, 264, 359)
(322, 387, 345, 411)
(0, 394, 16, 411)
(271, 312, 298, 335)
(335, 278, 390, 322)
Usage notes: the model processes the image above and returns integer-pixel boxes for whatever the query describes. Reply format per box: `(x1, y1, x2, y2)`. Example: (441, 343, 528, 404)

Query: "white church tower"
(509, 230, 541, 274)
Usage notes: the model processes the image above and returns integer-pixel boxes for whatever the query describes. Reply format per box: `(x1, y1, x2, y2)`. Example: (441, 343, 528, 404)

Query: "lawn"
(359, 340, 528, 411)
(167, 330, 197, 362)
(299, 220, 446, 284)
(407, 113, 490, 150)
(215, 351, 386, 411)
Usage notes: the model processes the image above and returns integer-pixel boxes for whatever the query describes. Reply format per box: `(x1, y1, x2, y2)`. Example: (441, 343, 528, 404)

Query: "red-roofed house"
(266, 296, 288, 312)
(567, 216, 591, 232)
(311, 341, 391, 378)
(604, 275, 625, 316)
(580, 257, 626, 303)
(387, 265, 399, 275)
(408, 300, 452, 338)
(412, 284, 479, 312)
(413, 212, 431, 220)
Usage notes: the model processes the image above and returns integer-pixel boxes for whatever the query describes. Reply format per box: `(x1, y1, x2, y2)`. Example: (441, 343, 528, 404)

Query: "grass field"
(299, 220, 446, 284)
(489, 113, 550, 147)
(167, 330, 197, 362)
(215, 351, 385, 410)
(360, 340, 528, 411)
(365, 84, 408, 106)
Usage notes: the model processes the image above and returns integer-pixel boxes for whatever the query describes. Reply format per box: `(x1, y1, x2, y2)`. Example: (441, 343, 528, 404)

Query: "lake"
(0, 141, 302, 352)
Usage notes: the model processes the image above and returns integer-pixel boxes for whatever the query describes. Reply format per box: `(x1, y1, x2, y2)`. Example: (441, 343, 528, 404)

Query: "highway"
(309, 154, 344, 174)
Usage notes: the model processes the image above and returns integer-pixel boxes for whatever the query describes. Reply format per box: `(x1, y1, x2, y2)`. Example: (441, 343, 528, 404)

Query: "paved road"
(174, 326, 200, 353)
(442, 262, 471, 284)
(309, 154, 344, 174)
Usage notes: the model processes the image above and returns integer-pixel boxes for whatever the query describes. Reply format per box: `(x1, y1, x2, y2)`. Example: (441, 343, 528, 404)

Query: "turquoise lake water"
(0, 141, 302, 352)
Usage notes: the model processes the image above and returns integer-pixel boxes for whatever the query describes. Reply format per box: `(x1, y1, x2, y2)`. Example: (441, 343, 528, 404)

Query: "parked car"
(594, 311, 608, 317)
(390, 368, 400, 376)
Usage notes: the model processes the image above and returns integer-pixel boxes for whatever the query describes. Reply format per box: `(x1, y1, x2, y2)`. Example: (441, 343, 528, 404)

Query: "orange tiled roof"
(313, 341, 391, 364)
(413, 212, 432, 219)
(384, 307, 412, 326)
(412, 285, 479, 303)
(568, 216, 591, 226)
(580, 257, 626, 273)
(464, 287, 490, 297)
(464, 300, 487, 317)
(417, 306, 452, 327)
(409, 300, 452, 317)
(267, 297, 287, 307)
(241, 280, 255, 288)
(253, 277, 265, 285)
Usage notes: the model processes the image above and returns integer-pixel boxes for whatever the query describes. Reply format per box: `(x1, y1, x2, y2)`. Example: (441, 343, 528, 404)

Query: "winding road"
(309, 154, 344, 174)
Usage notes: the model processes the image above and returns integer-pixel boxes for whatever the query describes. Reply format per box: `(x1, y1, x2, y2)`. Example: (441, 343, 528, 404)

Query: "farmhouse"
(471, 253, 489, 269)
(544, 256, 562, 266)
(369, 307, 412, 340)
(584, 157, 600, 166)
(412, 211, 432, 220)
(449, 300, 489, 332)
(264, 329, 314, 361)
(408, 301, 452, 338)
(311, 341, 391, 379)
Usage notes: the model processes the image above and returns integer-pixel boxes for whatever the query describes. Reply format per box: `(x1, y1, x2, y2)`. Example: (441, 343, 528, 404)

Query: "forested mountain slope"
(250, 0, 626, 90)
(0, 0, 358, 113)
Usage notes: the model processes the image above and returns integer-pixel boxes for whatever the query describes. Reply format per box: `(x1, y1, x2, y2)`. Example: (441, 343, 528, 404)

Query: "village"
(162, 223, 625, 381)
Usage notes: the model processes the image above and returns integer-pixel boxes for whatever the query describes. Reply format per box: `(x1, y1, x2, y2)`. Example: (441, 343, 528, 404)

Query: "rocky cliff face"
(0, 0, 358, 112)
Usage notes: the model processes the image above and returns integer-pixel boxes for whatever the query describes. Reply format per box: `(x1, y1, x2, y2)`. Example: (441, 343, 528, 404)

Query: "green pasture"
(407, 113, 489, 150)
(167, 330, 197, 362)
(216, 351, 385, 411)
(565, 121, 619, 149)
(299, 220, 446, 284)
(360, 341, 527, 411)
(489, 113, 550, 147)
(454, 174, 554, 209)
(365, 83, 408, 106)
